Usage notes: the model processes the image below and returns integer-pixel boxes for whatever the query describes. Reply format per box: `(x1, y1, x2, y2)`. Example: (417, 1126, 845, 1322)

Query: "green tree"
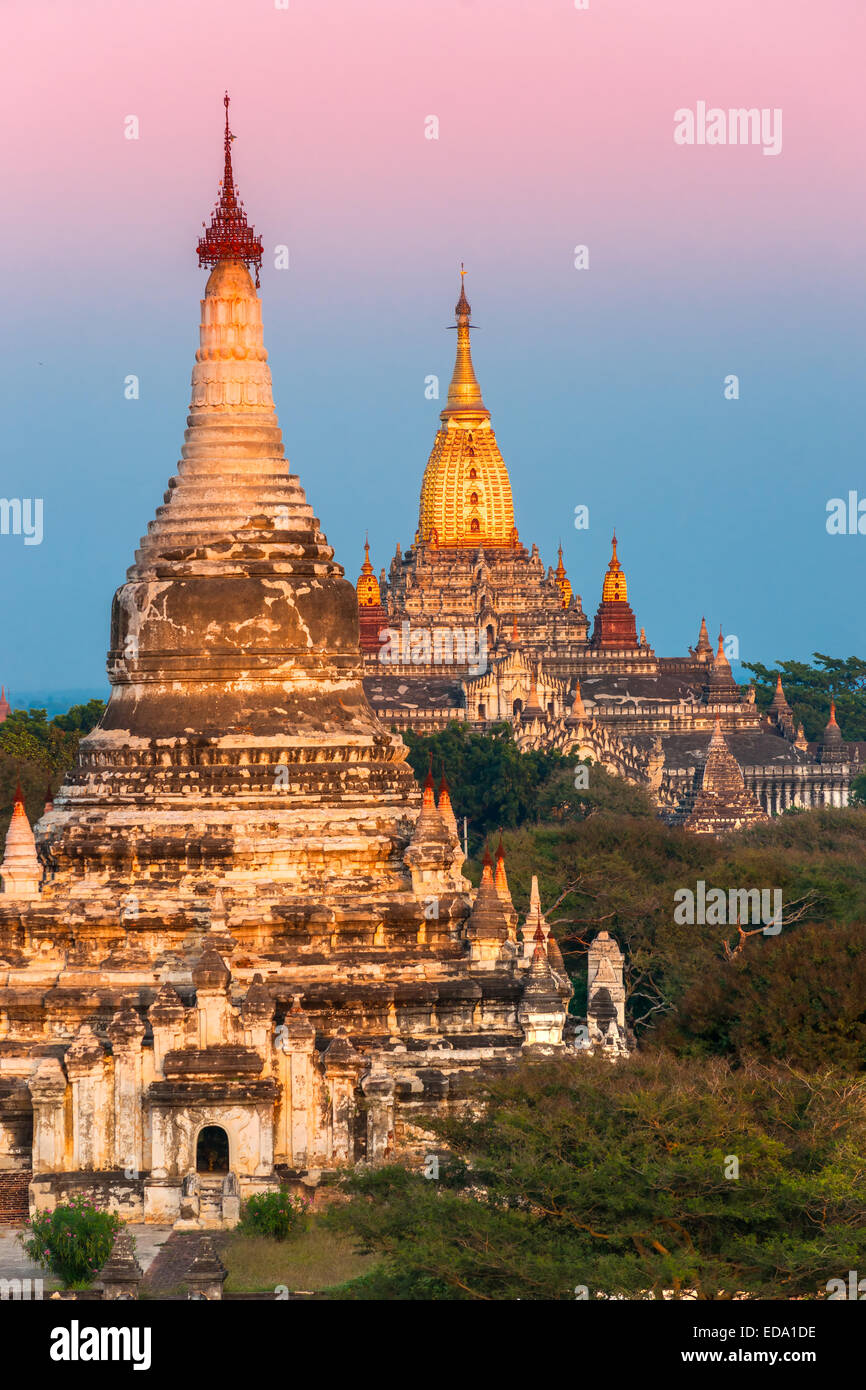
(481, 807, 866, 1057)
(401, 723, 566, 847)
(744, 653, 866, 741)
(0, 698, 106, 835)
(326, 1055, 866, 1300)
(20, 1197, 122, 1288)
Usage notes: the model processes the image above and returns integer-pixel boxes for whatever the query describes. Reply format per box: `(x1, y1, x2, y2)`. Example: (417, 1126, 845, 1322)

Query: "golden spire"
(554, 542, 572, 609)
(356, 535, 381, 607)
(601, 532, 628, 603)
(441, 264, 488, 421)
(417, 272, 516, 549)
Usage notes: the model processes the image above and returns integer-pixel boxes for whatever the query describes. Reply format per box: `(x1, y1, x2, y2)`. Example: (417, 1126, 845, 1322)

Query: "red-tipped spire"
(481, 843, 494, 884)
(828, 700, 838, 726)
(422, 753, 436, 809)
(197, 93, 264, 286)
(494, 832, 511, 901)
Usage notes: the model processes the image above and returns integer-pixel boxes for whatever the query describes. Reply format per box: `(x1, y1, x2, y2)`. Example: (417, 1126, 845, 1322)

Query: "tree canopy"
(744, 653, 866, 741)
(326, 1054, 866, 1300)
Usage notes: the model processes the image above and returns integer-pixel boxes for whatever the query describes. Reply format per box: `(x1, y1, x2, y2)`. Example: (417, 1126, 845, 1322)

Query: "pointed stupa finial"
(696, 615, 712, 654)
(436, 765, 459, 838)
(601, 531, 628, 603)
(356, 534, 381, 607)
(197, 92, 264, 286)
(2, 781, 41, 899)
(441, 266, 488, 420)
(481, 842, 494, 885)
(554, 542, 572, 608)
(769, 672, 792, 714)
(568, 680, 587, 723)
(494, 832, 511, 901)
(422, 753, 436, 809)
(529, 875, 541, 914)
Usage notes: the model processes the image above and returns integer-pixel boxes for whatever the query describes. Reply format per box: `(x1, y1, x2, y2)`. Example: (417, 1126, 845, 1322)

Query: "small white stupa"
(1, 783, 42, 899)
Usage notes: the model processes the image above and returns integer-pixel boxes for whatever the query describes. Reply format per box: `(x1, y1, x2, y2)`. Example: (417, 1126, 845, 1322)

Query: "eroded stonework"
(0, 119, 600, 1224)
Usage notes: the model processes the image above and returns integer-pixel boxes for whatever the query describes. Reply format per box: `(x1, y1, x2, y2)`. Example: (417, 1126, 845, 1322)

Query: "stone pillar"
(191, 942, 232, 1048)
(361, 1063, 395, 1165)
(65, 1025, 107, 1171)
(107, 1004, 146, 1176)
(241, 975, 273, 1068)
(276, 996, 316, 1167)
(148, 983, 185, 1077)
(27, 1058, 67, 1174)
(322, 1029, 363, 1165)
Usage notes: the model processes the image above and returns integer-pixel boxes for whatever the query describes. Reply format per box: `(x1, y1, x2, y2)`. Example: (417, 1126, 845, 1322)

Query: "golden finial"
(356, 534, 380, 606)
(601, 531, 627, 603)
(442, 267, 486, 419)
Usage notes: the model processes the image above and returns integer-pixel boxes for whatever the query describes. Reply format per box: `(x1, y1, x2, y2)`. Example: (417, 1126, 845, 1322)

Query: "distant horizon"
(0, 650, 842, 721)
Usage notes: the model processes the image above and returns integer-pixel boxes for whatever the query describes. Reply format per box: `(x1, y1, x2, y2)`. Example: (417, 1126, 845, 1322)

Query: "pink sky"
(4, 0, 865, 297)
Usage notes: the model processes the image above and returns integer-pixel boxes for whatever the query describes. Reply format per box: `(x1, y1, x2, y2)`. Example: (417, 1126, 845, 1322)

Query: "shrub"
(238, 1191, 309, 1241)
(19, 1197, 123, 1287)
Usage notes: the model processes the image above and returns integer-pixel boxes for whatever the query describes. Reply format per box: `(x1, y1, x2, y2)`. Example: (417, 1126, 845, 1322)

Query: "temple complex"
(0, 100, 619, 1229)
(359, 280, 863, 823)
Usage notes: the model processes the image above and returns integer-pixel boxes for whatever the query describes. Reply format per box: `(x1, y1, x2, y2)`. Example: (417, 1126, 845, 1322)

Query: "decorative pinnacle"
(197, 92, 264, 286)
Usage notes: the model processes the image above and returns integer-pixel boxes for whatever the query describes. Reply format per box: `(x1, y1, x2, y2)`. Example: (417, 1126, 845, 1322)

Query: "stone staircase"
(197, 1176, 226, 1228)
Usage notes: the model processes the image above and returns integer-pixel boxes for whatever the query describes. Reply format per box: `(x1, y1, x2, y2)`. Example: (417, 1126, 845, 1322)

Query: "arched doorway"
(196, 1125, 229, 1174)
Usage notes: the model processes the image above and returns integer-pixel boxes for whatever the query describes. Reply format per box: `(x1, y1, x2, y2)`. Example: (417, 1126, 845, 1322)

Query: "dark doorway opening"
(196, 1126, 229, 1174)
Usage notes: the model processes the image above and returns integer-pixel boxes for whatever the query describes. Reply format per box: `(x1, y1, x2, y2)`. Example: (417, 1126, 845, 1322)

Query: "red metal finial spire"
(197, 91, 264, 287)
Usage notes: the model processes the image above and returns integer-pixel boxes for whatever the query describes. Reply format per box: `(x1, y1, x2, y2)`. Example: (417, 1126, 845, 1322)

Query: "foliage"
(0, 699, 105, 836)
(19, 1197, 122, 1287)
(401, 722, 566, 846)
(744, 653, 866, 741)
(534, 760, 655, 824)
(478, 806, 866, 1065)
(238, 1190, 310, 1242)
(662, 919, 866, 1068)
(326, 1055, 866, 1300)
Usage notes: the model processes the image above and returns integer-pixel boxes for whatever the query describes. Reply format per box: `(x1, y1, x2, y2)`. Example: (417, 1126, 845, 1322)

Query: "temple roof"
(662, 729, 816, 770)
(363, 674, 466, 710)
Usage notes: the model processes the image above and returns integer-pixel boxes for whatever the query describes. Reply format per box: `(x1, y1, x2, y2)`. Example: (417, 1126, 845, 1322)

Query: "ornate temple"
(0, 100, 629, 1230)
(359, 280, 863, 826)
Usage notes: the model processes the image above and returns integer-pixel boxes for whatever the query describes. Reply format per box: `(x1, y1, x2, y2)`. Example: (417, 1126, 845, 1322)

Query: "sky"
(1, 0, 864, 704)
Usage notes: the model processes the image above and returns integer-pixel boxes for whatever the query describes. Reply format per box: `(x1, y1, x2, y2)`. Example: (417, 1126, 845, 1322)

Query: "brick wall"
(0, 1170, 32, 1221)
